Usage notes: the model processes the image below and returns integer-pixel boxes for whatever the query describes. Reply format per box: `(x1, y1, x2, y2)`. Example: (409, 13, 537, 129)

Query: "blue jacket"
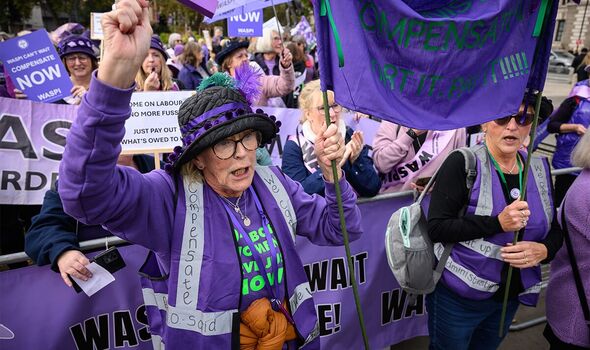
(25, 155, 159, 271)
(282, 127, 381, 197)
(178, 62, 210, 91)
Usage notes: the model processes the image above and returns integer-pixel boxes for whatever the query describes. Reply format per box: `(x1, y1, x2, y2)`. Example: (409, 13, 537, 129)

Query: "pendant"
(234, 206, 239, 213)
(510, 188, 521, 200)
(243, 216, 251, 226)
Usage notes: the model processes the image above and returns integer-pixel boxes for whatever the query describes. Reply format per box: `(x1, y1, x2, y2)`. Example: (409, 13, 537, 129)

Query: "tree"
(0, 0, 36, 33)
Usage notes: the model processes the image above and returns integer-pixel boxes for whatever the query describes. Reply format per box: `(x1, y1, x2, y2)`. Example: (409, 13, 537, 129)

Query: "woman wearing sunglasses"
(547, 67, 589, 205)
(425, 102, 564, 350)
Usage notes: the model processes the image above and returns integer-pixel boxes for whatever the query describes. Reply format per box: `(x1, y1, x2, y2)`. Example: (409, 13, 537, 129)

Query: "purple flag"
(313, 1, 555, 130)
(0, 29, 73, 103)
(291, 16, 317, 49)
(176, 0, 218, 17)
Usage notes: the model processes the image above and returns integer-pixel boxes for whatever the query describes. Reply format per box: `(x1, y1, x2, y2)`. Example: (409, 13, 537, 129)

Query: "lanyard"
(220, 187, 294, 324)
(485, 145, 523, 202)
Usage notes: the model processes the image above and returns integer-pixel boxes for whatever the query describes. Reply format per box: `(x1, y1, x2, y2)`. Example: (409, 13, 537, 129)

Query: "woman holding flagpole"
(426, 101, 563, 349)
(57, 1, 362, 348)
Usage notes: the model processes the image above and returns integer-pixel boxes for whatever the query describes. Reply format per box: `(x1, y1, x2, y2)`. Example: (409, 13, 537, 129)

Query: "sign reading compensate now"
(228, 10, 263, 37)
(0, 29, 72, 103)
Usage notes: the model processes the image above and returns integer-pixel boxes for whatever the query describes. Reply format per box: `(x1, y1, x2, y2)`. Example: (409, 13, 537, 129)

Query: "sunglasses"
(494, 112, 535, 126)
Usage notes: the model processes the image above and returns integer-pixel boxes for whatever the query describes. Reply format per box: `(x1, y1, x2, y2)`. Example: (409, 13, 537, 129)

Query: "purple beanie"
(150, 36, 169, 59)
(57, 35, 96, 60)
(174, 44, 185, 57)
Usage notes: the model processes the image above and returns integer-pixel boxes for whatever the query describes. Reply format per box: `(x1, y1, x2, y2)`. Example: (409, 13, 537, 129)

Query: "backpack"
(384, 147, 477, 297)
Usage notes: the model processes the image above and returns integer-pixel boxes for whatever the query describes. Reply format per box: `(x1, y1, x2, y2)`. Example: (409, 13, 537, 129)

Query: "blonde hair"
(579, 52, 590, 71)
(181, 161, 204, 183)
(255, 29, 278, 53)
(298, 80, 334, 123)
(571, 131, 590, 169)
(135, 50, 175, 91)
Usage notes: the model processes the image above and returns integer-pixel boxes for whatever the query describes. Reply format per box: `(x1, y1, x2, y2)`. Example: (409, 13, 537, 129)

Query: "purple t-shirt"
(265, 59, 276, 75)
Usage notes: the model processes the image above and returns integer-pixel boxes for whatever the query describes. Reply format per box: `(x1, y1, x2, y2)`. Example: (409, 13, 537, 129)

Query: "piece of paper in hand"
(71, 262, 115, 297)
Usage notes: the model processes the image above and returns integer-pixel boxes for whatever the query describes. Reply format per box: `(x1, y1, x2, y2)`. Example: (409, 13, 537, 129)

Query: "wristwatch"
(406, 129, 419, 139)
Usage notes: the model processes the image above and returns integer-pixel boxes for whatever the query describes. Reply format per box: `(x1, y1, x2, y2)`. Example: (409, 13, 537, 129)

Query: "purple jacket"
(546, 169, 590, 347)
(58, 73, 363, 348)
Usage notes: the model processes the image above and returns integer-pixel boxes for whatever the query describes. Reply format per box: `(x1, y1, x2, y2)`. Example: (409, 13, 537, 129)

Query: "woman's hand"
(280, 48, 293, 69)
(70, 85, 87, 98)
(143, 70, 160, 91)
(339, 130, 363, 167)
(97, 0, 152, 89)
(497, 199, 530, 232)
(316, 123, 345, 183)
(13, 88, 27, 99)
(500, 241, 548, 268)
(574, 124, 586, 135)
(57, 250, 92, 287)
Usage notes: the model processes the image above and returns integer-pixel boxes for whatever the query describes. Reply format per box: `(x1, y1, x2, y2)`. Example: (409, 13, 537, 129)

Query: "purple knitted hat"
(57, 35, 96, 60)
(150, 35, 169, 59)
(174, 44, 185, 57)
(166, 63, 281, 172)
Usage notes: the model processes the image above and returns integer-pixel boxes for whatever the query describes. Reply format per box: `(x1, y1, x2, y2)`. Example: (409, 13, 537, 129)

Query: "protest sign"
(121, 91, 194, 153)
(0, 96, 77, 205)
(90, 13, 104, 40)
(228, 10, 263, 37)
(0, 29, 73, 103)
(204, 0, 290, 23)
(314, 0, 555, 130)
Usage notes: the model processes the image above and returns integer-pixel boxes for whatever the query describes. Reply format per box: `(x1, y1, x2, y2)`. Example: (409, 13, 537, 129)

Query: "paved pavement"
(389, 72, 575, 350)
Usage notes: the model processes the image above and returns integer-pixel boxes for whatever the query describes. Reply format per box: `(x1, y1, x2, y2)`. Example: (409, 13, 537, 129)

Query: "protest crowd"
(1, 1, 589, 350)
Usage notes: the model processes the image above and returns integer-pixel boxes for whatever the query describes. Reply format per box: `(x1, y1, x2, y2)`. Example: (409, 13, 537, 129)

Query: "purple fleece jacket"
(546, 169, 590, 348)
(57, 72, 362, 272)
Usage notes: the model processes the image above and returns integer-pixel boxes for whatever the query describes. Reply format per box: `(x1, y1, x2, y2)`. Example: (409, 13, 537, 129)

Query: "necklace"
(220, 193, 251, 226)
(497, 160, 517, 174)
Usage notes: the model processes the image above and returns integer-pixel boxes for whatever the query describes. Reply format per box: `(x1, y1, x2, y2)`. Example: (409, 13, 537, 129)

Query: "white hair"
(571, 131, 590, 169)
(255, 28, 277, 53)
(168, 33, 181, 48)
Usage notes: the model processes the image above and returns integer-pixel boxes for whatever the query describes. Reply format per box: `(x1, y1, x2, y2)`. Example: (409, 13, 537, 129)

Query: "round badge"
(510, 188, 521, 199)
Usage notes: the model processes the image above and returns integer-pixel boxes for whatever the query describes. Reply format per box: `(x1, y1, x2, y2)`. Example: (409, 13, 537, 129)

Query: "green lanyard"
(485, 145, 523, 202)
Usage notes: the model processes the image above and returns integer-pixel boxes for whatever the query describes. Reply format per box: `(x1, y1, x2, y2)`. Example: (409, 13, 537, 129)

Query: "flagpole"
(498, 90, 543, 337)
(498, 0, 553, 337)
(322, 90, 370, 349)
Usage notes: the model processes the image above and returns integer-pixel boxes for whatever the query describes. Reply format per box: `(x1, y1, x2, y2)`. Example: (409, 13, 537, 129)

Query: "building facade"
(553, 0, 590, 53)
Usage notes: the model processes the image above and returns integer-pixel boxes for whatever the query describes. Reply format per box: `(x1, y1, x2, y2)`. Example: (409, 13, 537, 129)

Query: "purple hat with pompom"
(165, 62, 281, 172)
(57, 34, 97, 60)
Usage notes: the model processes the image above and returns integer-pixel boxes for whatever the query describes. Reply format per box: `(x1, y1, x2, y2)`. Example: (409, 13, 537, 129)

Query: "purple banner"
(228, 10, 263, 37)
(0, 97, 383, 205)
(0, 29, 73, 103)
(0, 245, 153, 349)
(313, 1, 550, 130)
(0, 96, 77, 205)
(0, 195, 426, 349)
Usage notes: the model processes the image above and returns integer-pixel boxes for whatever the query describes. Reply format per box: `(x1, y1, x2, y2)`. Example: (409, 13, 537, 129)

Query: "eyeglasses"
(494, 112, 534, 127)
(212, 131, 261, 160)
(316, 103, 342, 113)
(272, 36, 282, 42)
(65, 54, 89, 63)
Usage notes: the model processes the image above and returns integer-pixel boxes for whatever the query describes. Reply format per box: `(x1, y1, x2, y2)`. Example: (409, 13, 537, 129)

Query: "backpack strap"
(430, 147, 477, 284)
